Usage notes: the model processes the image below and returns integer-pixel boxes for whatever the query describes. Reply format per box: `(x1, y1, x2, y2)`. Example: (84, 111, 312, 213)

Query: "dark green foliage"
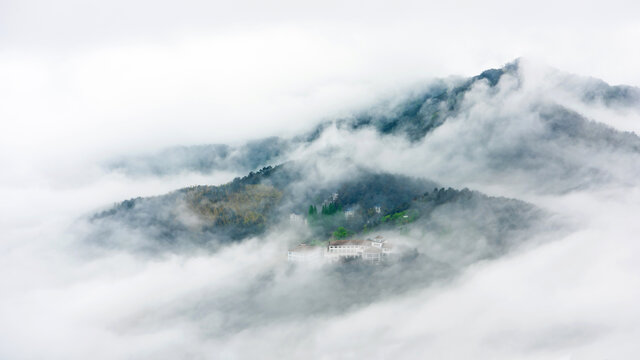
(342, 60, 520, 142)
(381, 210, 418, 225)
(92, 161, 544, 254)
(321, 202, 341, 215)
(299, 172, 436, 238)
(421, 187, 475, 205)
(333, 173, 432, 213)
(332, 226, 350, 239)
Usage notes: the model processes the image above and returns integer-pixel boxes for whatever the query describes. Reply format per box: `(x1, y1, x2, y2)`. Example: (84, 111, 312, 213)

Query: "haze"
(1, 1, 640, 359)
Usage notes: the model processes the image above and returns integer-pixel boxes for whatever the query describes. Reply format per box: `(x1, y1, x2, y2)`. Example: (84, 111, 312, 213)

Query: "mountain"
(105, 60, 640, 195)
(92, 162, 543, 255)
(87, 61, 623, 330)
(90, 162, 547, 331)
(92, 59, 640, 253)
(70, 60, 640, 353)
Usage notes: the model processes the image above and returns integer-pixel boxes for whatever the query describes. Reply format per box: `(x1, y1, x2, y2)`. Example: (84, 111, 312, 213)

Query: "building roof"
(329, 239, 368, 246)
(289, 244, 322, 253)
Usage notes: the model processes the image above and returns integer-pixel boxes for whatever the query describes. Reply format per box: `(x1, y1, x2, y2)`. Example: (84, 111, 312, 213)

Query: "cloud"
(2, 0, 640, 184)
(0, 112, 558, 359)
(2, 2, 640, 358)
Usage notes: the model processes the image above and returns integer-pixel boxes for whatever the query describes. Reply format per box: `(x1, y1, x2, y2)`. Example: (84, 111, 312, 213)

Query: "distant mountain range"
(108, 60, 640, 191)
(94, 59, 639, 255)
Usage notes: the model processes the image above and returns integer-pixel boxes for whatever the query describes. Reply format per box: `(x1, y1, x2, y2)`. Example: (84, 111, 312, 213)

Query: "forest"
(92, 162, 541, 254)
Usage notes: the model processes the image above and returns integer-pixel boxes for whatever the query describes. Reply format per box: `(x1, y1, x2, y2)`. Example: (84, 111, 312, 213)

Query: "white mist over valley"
(1, 1, 640, 359)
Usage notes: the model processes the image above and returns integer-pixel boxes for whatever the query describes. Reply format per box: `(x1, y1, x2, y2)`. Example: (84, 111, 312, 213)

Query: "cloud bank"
(2, 2, 640, 359)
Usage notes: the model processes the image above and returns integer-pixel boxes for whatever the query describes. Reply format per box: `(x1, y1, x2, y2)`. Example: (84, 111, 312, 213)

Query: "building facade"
(288, 236, 393, 265)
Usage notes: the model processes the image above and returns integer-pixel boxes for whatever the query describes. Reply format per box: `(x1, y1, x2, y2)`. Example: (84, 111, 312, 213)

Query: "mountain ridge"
(107, 60, 640, 183)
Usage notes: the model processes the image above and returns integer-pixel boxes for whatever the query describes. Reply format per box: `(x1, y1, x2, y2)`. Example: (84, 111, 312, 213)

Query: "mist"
(2, 1, 640, 359)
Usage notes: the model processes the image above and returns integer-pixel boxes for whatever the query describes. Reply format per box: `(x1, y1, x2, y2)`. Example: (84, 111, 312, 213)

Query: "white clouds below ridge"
(1, 1, 640, 359)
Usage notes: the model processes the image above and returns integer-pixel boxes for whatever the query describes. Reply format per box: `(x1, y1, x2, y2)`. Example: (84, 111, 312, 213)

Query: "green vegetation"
(332, 226, 351, 239)
(381, 210, 418, 225)
(321, 202, 342, 215)
(96, 162, 540, 251)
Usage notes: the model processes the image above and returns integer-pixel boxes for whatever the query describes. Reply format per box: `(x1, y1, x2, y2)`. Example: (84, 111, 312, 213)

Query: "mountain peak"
(473, 58, 521, 87)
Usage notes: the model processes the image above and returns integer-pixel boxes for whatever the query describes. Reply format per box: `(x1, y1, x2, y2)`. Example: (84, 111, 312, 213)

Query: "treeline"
(303, 187, 491, 240)
(185, 184, 283, 232)
(92, 167, 288, 243)
(93, 162, 542, 252)
(343, 62, 519, 142)
(308, 202, 343, 216)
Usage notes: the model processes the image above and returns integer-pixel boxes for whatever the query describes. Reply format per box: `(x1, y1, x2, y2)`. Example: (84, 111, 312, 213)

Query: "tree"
(333, 226, 350, 239)
(321, 202, 341, 216)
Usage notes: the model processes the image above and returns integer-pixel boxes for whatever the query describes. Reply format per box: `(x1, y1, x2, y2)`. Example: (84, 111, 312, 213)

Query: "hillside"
(92, 162, 543, 254)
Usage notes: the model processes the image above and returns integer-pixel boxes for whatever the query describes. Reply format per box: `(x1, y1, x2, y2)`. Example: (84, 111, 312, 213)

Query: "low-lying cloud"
(2, 53, 640, 360)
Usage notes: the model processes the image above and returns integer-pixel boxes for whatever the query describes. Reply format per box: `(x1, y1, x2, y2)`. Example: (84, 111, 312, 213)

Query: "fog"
(2, 1, 640, 359)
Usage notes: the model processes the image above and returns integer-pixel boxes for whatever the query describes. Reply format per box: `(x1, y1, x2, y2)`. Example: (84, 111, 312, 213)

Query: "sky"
(1, 1, 640, 359)
(2, 0, 640, 165)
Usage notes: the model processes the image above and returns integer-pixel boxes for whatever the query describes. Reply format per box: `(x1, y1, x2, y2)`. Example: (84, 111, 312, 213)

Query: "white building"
(325, 239, 388, 263)
(344, 208, 355, 219)
(362, 247, 383, 263)
(326, 239, 368, 259)
(368, 235, 393, 257)
(287, 244, 323, 263)
(288, 235, 393, 265)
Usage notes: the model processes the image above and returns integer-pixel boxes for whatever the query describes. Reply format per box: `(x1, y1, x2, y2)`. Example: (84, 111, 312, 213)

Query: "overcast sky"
(1, 0, 639, 166)
(2, 2, 640, 359)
